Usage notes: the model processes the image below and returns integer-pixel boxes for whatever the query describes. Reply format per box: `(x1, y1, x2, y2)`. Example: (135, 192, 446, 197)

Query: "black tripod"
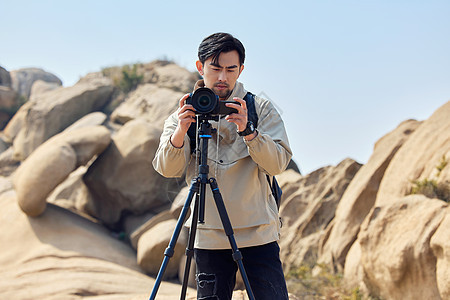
(149, 117, 255, 300)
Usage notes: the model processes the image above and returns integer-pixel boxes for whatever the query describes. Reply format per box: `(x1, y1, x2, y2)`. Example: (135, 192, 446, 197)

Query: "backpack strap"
(243, 92, 258, 128)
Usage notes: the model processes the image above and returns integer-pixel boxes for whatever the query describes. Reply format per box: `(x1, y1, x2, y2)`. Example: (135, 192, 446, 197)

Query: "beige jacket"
(152, 81, 292, 249)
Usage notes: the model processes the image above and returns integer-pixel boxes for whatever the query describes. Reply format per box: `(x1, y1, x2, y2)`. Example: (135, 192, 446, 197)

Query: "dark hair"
(198, 32, 245, 66)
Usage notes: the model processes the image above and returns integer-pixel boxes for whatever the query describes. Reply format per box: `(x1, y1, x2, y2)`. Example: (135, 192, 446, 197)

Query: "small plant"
(436, 155, 448, 177)
(409, 155, 450, 203)
(285, 263, 369, 299)
(118, 64, 143, 93)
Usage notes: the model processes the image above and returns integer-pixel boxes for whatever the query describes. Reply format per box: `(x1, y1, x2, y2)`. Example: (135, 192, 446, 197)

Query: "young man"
(153, 32, 292, 300)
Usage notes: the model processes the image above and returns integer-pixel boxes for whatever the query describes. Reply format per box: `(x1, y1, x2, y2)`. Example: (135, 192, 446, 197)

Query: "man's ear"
(196, 60, 204, 76)
(238, 64, 245, 77)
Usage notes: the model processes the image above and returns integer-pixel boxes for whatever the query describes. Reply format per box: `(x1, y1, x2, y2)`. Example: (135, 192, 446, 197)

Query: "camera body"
(186, 87, 239, 117)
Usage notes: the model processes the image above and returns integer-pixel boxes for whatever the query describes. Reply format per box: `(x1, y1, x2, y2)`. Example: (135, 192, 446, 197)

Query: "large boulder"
(278, 158, 361, 272)
(430, 208, 450, 299)
(0, 85, 19, 129)
(356, 195, 446, 300)
(46, 166, 96, 218)
(13, 126, 111, 217)
(102, 60, 199, 93)
(29, 79, 62, 101)
(318, 119, 421, 270)
(376, 101, 450, 205)
(0, 66, 12, 87)
(10, 67, 62, 99)
(7, 75, 114, 160)
(137, 219, 188, 279)
(83, 119, 184, 228)
(111, 83, 182, 127)
(0, 190, 195, 300)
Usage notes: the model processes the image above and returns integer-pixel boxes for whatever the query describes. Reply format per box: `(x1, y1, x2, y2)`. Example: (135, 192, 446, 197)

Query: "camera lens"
(191, 88, 218, 114)
(198, 95, 212, 108)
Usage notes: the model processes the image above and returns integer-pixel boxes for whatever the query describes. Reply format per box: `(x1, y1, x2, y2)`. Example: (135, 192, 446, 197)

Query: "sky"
(2, 0, 450, 174)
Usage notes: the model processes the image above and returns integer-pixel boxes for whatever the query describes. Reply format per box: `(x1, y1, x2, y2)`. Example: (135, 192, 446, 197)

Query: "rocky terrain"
(0, 62, 448, 300)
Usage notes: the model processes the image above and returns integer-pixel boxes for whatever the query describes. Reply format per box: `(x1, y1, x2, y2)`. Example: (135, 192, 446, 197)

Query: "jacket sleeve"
(244, 97, 292, 176)
(152, 112, 192, 178)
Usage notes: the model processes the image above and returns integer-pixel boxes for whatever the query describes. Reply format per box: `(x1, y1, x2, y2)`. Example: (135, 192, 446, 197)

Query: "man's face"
(196, 50, 244, 100)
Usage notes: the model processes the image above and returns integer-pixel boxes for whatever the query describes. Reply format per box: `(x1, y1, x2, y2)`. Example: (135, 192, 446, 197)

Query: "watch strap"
(238, 121, 256, 136)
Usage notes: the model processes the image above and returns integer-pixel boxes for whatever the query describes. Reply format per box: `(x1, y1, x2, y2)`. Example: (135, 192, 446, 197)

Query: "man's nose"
(218, 69, 227, 81)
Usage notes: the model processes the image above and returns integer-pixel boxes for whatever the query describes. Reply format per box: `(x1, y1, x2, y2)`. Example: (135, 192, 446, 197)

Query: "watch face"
(249, 123, 255, 131)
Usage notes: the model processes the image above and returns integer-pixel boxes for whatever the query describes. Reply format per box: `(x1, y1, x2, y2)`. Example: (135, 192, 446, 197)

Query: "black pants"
(194, 241, 289, 300)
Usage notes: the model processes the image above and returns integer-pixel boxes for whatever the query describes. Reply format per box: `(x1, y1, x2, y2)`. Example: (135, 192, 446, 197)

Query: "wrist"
(243, 130, 258, 141)
(170, 127, 185, 148)
(237, 121, 256, 137)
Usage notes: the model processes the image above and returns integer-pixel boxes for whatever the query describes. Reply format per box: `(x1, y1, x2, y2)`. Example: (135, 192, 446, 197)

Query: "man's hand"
(171, 94, 196, 148)
(225, 97, 257, 141)
(225, 97, 248, 131)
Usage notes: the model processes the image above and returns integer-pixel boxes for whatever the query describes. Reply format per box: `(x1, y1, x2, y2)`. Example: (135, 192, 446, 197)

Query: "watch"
(237, 121, 256, 136)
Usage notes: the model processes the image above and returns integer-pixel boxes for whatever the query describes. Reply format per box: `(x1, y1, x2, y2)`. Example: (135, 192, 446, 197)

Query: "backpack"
(187, 92, 283, 209)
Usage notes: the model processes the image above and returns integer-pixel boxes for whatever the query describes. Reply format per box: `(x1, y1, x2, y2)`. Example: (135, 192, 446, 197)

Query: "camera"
(186, 87, 239, 117)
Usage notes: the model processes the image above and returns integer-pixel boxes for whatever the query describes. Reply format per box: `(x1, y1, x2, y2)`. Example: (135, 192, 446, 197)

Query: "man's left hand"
(225, 97, 257, 141)
(225, 97, 248, 131)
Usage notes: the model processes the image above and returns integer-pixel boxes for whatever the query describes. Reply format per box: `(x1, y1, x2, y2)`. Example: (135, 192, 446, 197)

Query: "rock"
(29, 79, 62, 101)
(46, 166, 96, 218)
(130, 210, 173, 250)
(65, 111, 108, 131)
(0, 85, 17, 108)
(0, 147, 20, 176)
(170, 186, 190, 219)
(0, 176, 13, 194)
(150, 62, 200, 92)
(430, 207, 450, 299)
(13, 126, 111, 217)
(0, 66, 12, 87)
(10, 67, 62, 99)
(343, 241, 366, 292)
(0, 85, 19, 129)
(377, 101, 450, 205)
(278, 158, 361, 272)
(2, 101, 32, 143)
(110, 83, 182, 127)
(101, 60, 199, 94)
(14, 142, 77, 216)
(358, 195, 446, 300)
(318, 119, 421, 270)
(9, 75, 114, 160)
(137, 219, 188, 279)
(83, 119, 183, 228)
(276, 169, 306, 207)
(0, 191, 196, 300)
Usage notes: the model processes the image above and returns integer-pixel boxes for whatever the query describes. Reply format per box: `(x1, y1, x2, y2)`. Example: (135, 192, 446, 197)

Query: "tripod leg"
(149, 179, 200, 300)
(208, 178, 256, 300)
(179, 193, 199, 299)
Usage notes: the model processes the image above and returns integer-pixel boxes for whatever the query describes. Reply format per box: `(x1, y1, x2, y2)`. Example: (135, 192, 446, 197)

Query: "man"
(153, 32, 292, 300)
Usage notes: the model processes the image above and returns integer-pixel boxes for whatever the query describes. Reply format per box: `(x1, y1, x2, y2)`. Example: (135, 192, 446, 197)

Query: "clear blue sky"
(2, 0, 450, 174)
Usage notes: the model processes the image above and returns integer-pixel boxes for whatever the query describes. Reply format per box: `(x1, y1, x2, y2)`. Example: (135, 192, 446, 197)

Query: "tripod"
(149, 117, 255, 300)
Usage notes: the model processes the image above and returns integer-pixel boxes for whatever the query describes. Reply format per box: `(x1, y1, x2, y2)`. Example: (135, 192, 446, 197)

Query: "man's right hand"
(170, 93, 196, 148)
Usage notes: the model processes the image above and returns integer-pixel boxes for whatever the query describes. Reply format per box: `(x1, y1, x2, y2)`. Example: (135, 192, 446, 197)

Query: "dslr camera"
(186, 87, 239, 117)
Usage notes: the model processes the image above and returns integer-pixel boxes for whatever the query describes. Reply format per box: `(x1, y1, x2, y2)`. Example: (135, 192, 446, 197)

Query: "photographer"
(153, 32, 292, 300)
